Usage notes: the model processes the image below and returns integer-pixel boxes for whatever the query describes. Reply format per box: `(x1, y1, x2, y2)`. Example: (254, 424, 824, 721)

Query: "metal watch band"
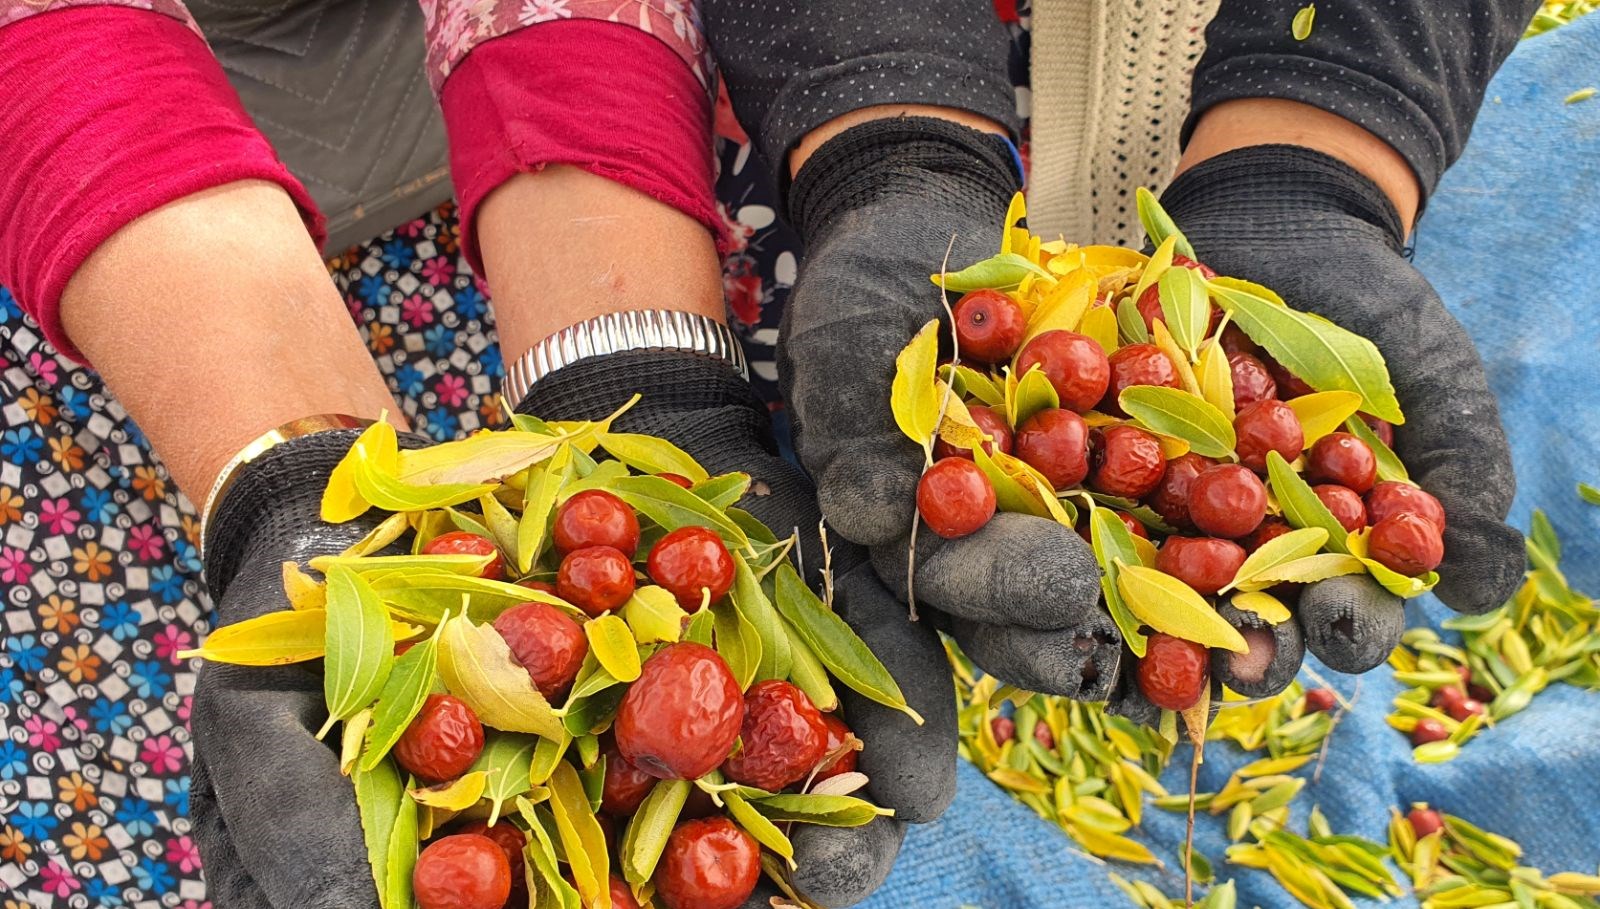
(501, 310, 748, 406)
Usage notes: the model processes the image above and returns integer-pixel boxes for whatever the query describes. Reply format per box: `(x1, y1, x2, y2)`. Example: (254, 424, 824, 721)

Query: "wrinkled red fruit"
(814, 714, 860, 782)
(991, 716, 1016, 744)
(1408, 807, 1445, 838)
(1366, 481, 1447, 532)
(557, 546, 636, 616)
(1103, 344, 1181, 415)
(1265, 357, 1315, 399)
(1015, 330, 1111, 413)
(917, 457, 998, 539)
(1115, 511, 1150, 540)
(1188, 464, 1268, 539)
(722, 680, 829, 791)
(422, 531, 505, 580)
(1304, 688, 1338, 713)
(413, 834, 511, 909)
(1307, 432, 1378, 494)
(1137, 632, 1210, 711)
(395, 694, 485, 784)
(1233, 400, 1305, 473)
(952, 289, 1028, 363)
(933, 405, 1014, 461)
(1362, 414, 1396, 448)
(655, 817, 761, 909)
(493, 602, 588, 700)
(1015, 408, 1091, 490)
(615, 643, 744, 780)
(452, 821, 526, 896)
(648, 526, 737, 609)
(1313, 484, 1368, 533)
(1148, 453, 1218, 530)
(1244, 517, 1294, 553)
(1368, 513, 1445, 576)
(1171, 254, 1218, 279)
(517, 579, 558, 595)
(1447, 697, 1485, 722)
(1228, 352, 1279, 412)
(1156, 536, 1247, 596)
(658, 473, 695, 489)
(601, 740, 658, 817)
(554, 490, 641, 556)
(610, 875, 642, 909)
(1411, 718, 1450, 746)
(1219, 324, 1257, 356)
(1088, 425, 1167, 499)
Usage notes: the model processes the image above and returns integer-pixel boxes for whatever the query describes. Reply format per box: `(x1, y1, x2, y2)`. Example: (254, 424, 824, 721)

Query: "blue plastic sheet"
(865, 16, 1600, 907)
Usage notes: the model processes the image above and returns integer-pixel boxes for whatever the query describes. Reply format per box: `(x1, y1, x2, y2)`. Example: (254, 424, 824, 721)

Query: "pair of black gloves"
(191, 121, 1521, 909)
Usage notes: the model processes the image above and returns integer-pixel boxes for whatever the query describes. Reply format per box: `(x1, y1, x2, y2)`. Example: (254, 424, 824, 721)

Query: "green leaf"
(1342, 415, 1409, 483)
(598, 432, 711, 484)
(518, 797, 582, 909)
(353, 758, 401, 907)
(1210, 278, 1403, 423)
(607, 475, 751, 552)
(620, 779, 691, 885)
(471, 731, 539, 825)
(370, 572, 576, 625)
(1292, 3, 1315, 39)
(621, 586, 688, 644)
(1579, 482, 1600, 506)
(319, 567, 395, 739)
(436, 614, 565, 738)
(748, 792, 893, 827)
(1222, 527, 1329, 593)
(517, 454, 567, 574)
(944, 363, 1006, 407)
(1157, 265, 1210, 358)
(1116, 564, 1248, 652)
(724, 790, 795, 869)
(712, 599, 762, 690)
(1090, 508, 1148, 657)
(1266, 450, 1353, 554)
(361, 620, 444, 771)
(1136, 187, 1196, 260)
(586, 614, 642, 683)
(529, 732, 570, 786)
(1359, 558, 1439, 599)
(478, 494, 520, 570)
(772, 564, 917, 721)
(973, 445, 1049, 518)
(692, 473, 753, 511)
(891, 319, 942, 447)
(1117, 295, 1151, 345)
(780, 615, 838, 713)
(1118, 386, 1236, 458)
(730, 557, 791, 682)
(383, 790, 419, 909)
(683, 609, 714, 647)
(932, 251, 1052, 292)
(1011, 365, 1061, 428)
(310, 552, 494, 578)
(1530, 509, 1561, 563)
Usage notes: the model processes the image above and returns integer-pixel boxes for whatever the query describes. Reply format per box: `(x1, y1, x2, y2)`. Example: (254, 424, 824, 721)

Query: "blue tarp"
(866, 15, 1600, 907)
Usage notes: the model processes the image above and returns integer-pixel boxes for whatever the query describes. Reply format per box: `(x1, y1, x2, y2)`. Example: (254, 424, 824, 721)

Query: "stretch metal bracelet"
(198, 413, 373, 559)
(501, 310, 748, 406)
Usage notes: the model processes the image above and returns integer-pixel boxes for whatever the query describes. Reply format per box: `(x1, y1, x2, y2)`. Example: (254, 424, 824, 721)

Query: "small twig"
(1186, 742, 1202, 908)
(1313, 677, 1359, 785)
(818, 519, 835, 607)
(905, 232, 961, 623)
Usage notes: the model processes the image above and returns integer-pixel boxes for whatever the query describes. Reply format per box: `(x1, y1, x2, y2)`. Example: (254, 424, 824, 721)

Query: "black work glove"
(781, 117, 1120, 702)
(1161, 145, 1523, 674)
(518, 350, 959, 909)
(192, 428, 425, 908)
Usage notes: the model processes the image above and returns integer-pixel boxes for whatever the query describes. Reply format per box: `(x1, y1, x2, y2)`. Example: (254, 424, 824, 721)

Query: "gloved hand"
(192, 427, 425, 908)
(1161, 145, 1524, 676)
(518, 350, 959, 908)
(779, 116, 1121, 702)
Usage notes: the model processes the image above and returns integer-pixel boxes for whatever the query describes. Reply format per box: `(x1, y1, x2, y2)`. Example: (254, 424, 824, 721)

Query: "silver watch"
(501, 309, 748, 406)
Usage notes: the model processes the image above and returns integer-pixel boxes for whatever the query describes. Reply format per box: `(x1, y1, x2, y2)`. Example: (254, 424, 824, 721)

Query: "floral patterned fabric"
(0, 0, 197, 33)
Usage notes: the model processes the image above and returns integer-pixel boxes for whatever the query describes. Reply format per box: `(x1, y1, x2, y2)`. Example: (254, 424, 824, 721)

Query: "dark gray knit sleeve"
(699, 0, 1020, 187)
(1185, 0, 1542, 197)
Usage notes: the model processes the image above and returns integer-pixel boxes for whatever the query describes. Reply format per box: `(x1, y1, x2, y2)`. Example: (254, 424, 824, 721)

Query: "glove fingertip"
(1299, 574, 1404, 673)
(817, 447, 920, 547)
(1212, 600, 1305, 698)
(790, 818, 907, 909)
(1436, 519, 1525, 615)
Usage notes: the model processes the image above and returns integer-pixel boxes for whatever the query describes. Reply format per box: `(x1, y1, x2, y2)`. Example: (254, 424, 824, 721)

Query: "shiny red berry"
(1362, 414, 1396, 448)
(615, 643, 744, 780)
(601, 740, 658, 817)
(413, 834, 511, 909)
(655, 817, 761, 909)
(1410, 719, 1450, 746)
(610, 875, 642, 909)
(557, 546, 636, 616)
(647, 527, 737, 609)
(1015, 330, 1111, 413)
(1088, 425, 1167, 499)
(1147, 452, 1218, 530)
(1228, 352, 1279, 412)
(450, 821, 526, 896)
(554, 490, 641, 556)
(1447, 697, 1486, 722)
(395, 694, 485, 784)
(917, 457, 997, 539)
(991, 716, 1016, 744)
(1135, 283, 1220, 336)
(1313, 484, 1367, 533)
(1137, 632, 1210, 711)
(952, 289, 1028, 363)
(1307, 432, 1377, 494)
(1188, 464, 1267, 539)
(933, 405, 1013, 461)
(1102, 344, 1181, 415)
(1264, 356, 1315, 399)
(1114, 511, 1150, 540)
(517, 579, 558, 595)
(1014, 408, 1091, 490)
(1156, 536, 1247, 596)
(422, 531, 504, 580)
(1244, 516, 1294, 553)
(814, 714, 859, 782)
(1218, 324, 1257, 356)
(658, 473, 695, 489)
(1172, 254, 1218, 279)
(493, 602, 588, 700)
(1368, 513, 1445, 576)
(1431, 685, 1466, 713)
(1304, 688, 1338, 713)
(1234, 400, 1305, 473)
(1408, 807, 1444, 838)
(722, 680, 829, 791)
(1365, 481, 1446, 532)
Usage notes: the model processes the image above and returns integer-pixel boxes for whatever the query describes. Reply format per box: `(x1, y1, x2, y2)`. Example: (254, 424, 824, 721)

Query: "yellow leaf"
(1231, 591, 1293, 625)
(410, 771, 488, 811)
(1292, 3, 1316, 40)
(586, 614, 642, 683)
(1286, 391, 1364, 446)
(1000, 192, 1028, 253)
(1223, 526, 1328, 592)
(339, 707, 372, 776)
(596, 433, 710, 484)
(1150, 321, 1201, 394)
(1131, 236, 1178, 307)
(621, 586, 686, 644)
(973, 446, 1049, 518)
(1132, 534, 1159, 568)
(340, 512, 412, 558)
(548, 762, 611, 908)
(1032, 477, 1076, 527)
(1022, 269, 1095, 349)
(1069, 826, 1163, 865)
(1234, 553, 1366, 590)
(1196, 342, 1236, 420)
(1116, 564, 1248, 652)
(890, 319, 942, 446)
(988, 768, 1051, 794)
(1079, 306, 1119, 355)
(395, 431, 565, 488)
(177, 609, 328, 665)
(1009, 365, 1061, 428)
(436, 615, 565, 739)
(282, 562, 327, 610)
(1079, 245, 1149, 274)
(943, 363, 1005, 407)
